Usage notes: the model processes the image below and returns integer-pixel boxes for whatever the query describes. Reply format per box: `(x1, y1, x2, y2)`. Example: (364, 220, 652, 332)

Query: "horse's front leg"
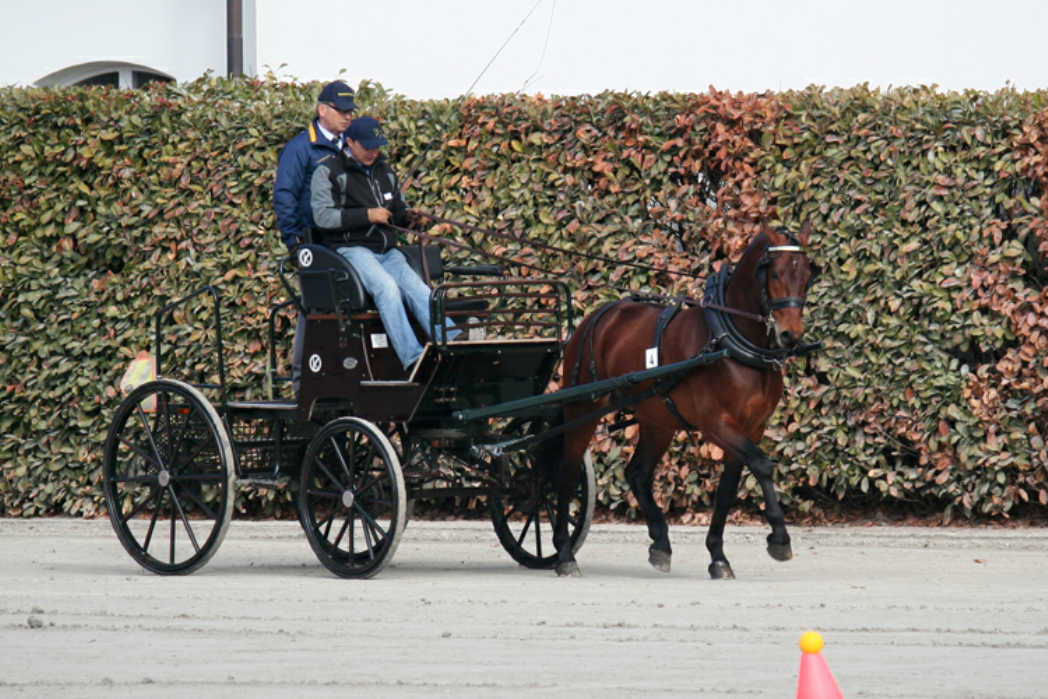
(705, 458, 744, 579)
(740, 439, 792, 562)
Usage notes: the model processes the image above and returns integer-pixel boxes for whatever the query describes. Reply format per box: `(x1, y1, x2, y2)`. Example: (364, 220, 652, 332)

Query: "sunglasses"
(322, 102, 355, 117)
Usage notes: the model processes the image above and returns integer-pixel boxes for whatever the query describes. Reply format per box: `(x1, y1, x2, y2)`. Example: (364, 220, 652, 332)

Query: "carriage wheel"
(489, 448, 595, 569)
(102, 379, 235, 575)
(297, 417, 406, 578)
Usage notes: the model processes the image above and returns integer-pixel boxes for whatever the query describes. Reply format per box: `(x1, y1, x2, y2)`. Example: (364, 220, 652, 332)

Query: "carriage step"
(237, 476, 291, 489)
(226, 400, 298, 411)
(360, 380, 420, 388)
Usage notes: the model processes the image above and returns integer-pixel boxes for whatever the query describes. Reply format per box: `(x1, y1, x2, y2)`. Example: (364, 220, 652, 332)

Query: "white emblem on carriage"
(370, 333, 389, 349)
(297, 248, 314, 268)
(308, 353, 322, 373)
(645, 347, 659, 369)
(342, 356, 358, 370)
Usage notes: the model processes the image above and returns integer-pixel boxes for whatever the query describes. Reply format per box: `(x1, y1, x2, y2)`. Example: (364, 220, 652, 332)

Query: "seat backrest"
(295, 244, 368, 312)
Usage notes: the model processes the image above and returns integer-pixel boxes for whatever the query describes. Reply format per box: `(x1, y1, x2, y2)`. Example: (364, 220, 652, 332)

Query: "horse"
(542, 222, 818, 579)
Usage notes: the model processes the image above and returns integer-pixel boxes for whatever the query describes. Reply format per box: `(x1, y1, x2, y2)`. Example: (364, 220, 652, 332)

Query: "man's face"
(317, 103, 353, 135)
(346, 138, 380, 166)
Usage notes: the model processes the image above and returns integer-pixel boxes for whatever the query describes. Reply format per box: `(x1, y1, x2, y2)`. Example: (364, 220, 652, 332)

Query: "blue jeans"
(335, 246, 458, 368)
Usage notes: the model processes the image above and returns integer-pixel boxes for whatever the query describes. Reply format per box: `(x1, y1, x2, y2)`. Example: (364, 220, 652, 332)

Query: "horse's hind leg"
(625, 424, 675, 573)
(706, 459, 743, 579)
(550, 409, 600, 577)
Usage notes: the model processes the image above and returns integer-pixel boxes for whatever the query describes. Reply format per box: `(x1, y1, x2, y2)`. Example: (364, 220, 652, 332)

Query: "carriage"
(103, 239, 598, 577)
(103, 223, 818, 580)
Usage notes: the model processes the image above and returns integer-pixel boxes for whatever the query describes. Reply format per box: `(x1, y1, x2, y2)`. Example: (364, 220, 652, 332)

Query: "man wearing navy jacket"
(273, 80, 356, 392)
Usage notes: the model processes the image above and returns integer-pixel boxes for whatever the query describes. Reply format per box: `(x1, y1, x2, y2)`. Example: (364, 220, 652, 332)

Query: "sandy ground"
(1, 517, 1046, 698)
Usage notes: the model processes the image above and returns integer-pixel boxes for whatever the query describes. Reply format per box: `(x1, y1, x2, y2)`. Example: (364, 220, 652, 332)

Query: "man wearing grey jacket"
(311, 116, 458, 371)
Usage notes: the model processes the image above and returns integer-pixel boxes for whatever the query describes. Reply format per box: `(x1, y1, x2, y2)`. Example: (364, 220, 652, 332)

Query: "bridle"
(760, 242, 808, 313)
(756, 228, 816, 336)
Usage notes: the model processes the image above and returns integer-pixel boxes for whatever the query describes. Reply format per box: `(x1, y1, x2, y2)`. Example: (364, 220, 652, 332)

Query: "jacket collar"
(307, 119, 341, 152)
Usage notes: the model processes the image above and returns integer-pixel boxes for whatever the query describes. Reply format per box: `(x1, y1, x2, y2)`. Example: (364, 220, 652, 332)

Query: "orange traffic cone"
(796, 631, 843, 699)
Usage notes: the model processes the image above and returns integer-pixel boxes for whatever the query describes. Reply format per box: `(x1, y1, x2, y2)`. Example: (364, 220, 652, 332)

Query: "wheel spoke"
(141, 490, 163, 551)
(122, 486, 160, 522)
(533, 504, 543, 558)
(136, 404, 167, 472)
(329, 434, 354, 483)
(348, 507, 356, 556)
(170, 436, 215, 477)
(175, 482, 218, 520)
(169, 486, 201, 555)
(353, 501, 389, 542)
(169, 505, 176, 564)
(315, 506, 335, 539)
(353, 470, 387, 498)
(113, 473, 159, 485)
(359, 507, 377, 559)
(331, 515, 351, 550)
(314, 456, 345, 492)
(515, 508, 536, 548)
(116, 436, 163, 472)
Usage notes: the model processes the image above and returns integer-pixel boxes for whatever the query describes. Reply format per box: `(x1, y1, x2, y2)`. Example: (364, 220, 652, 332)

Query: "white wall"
(0, 0, 226, 86)
(1, 0, 1046, 95)
(256, 0, 1048, 97)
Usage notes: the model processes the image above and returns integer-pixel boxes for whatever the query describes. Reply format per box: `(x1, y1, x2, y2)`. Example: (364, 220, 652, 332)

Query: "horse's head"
(759, 221, 819, 349)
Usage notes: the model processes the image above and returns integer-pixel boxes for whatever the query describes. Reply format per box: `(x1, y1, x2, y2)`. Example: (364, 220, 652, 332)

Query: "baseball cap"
(317, 81, 357, 112)
(345, 116, 388, 150)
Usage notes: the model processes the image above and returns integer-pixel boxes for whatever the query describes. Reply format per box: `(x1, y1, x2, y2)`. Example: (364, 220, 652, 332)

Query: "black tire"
(102, 379, 235, 574)
(297, 417, 406, 578)
(490, 449, 595, 569)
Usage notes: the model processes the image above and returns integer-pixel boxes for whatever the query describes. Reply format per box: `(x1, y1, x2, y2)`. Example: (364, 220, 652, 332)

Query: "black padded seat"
(295, 243, 490, 315)
(294, 244, 369, 313)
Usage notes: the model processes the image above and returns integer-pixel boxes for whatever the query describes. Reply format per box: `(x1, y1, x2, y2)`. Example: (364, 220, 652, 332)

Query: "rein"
(415, 211, 705, 281)
(393, 215, 813, 336)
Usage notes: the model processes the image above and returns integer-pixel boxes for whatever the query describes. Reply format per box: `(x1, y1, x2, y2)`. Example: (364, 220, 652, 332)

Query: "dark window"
(133, 70, 173, 89)
(76, 72, 119, 87)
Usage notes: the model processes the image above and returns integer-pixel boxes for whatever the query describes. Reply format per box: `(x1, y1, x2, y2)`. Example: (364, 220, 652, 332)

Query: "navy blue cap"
(317, 81, 356, 112)
(346, 116, 388, 150)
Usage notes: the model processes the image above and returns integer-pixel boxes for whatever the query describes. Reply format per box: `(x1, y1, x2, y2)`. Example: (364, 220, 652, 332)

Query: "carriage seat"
(294, 243, 494, 315)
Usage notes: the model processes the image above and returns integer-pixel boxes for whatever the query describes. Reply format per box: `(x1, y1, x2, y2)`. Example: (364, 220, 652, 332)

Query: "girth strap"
(650, 301, 696, 431)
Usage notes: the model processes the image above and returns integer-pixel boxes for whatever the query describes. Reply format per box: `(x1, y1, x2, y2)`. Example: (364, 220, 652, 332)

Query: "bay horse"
(544, 222, 818, 579)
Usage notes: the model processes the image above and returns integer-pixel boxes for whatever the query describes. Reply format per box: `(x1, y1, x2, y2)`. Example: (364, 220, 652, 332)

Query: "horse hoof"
(708, 560, 735, 580)
(556, 561, 582, 577)
(767, 541, 793, 561)
(648, 548, 672, 573)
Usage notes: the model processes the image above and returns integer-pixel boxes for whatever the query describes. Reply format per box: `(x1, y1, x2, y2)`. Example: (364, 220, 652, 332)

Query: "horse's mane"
(733, 231, 771, 280)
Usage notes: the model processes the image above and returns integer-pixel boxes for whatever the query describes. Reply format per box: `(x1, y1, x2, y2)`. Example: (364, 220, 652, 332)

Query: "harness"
(566, 296, 698, 430)
(703, 265, 792, 371)
(563, 235, 820, 433)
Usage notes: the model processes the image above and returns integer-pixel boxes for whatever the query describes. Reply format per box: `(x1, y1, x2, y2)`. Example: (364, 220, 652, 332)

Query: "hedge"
(1, 76, 1045, 522)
